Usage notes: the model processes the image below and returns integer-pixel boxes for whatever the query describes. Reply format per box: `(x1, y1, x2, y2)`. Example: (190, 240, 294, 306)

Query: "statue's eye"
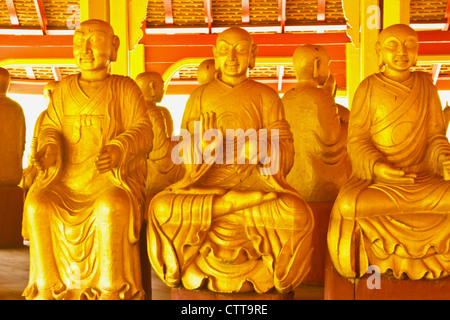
(74, 34, 84, 45)
(219, 46, 229, 54)
(235, 44, 249, 53)
(386, 41, 398, 49)
(405, 40, 417, 48)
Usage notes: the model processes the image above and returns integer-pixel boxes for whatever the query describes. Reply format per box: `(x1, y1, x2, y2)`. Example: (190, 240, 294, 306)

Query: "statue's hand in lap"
(34, 144, 58, 172)
(373, 161, 416, 184)
(95, 144, 122, 173)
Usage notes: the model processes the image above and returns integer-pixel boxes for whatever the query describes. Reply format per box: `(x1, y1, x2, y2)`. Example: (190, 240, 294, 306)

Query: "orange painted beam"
(445, 0, 450, 31)
(204, 0, 213, 33)
(6, 0, 19, 26)
(317, 0, 326, 22)
(163, 0, 174, 25)
(0, 35, 73, 62)
(242, 0, 250, 24)
(278, 0, 286, 33)
(33, 0, 48, 35)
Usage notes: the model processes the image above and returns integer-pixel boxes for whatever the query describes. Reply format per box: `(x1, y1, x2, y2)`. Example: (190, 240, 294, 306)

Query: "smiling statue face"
(377, 24, 418, 73)
(73, 20, 117, 73)
(213, 27, 256, 85)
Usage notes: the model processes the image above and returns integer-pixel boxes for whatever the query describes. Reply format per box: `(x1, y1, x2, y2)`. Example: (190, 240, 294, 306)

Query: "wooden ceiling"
(1, 0, 450, 95)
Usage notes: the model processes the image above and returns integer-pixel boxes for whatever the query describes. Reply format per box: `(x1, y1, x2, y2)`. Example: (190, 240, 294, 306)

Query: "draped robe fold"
(147, 79, 314, 294)
(328, 72, 450, 280)
(282, 86, 351, 202)
(22, 74, 153, 300)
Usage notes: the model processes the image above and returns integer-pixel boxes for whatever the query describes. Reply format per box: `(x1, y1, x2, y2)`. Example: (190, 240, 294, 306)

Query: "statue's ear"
(249, 44, 258, 69)
(313, 57, 320, 79)
(213, 46, 220, 70)
(375, 41, 383, 68)
(110, 35, 120, 62)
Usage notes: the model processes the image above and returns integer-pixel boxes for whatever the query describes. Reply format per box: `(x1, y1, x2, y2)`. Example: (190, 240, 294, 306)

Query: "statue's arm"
(347, 78, 384, 181)
(107, 81, 153, 163)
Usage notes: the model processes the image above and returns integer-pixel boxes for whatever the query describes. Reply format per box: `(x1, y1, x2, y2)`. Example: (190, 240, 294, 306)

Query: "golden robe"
(23, 74, 152, 299)
(328, 72, 450, 280)
(282, 86, 350, 202)
(145, 105, 183, 198)
(147, 79, 314, 294)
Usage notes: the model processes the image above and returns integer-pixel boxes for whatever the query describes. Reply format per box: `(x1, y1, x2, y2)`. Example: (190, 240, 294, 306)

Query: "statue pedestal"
(0, 186, 24, 248)
(171, 287, 294, 300)
(324, 252, 450, 300)
(303, 202, 333, 286)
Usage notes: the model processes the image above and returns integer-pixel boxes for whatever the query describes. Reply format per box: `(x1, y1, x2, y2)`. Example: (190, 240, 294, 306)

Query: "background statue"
(328, 24, 450, 280)
(319, 74, 350, 124)
(135, 71, 184, 201)
(282, 44, 351, 203)
(22, 19, 152, 300)
(197, 58, 217, 85)
(147, 27, 314, 295)
(0, 67, 26, 187)
(20, 80, 57, 196)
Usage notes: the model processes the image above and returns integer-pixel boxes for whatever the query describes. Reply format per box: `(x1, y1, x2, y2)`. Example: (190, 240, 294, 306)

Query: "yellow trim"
(417, 55, 450, 65)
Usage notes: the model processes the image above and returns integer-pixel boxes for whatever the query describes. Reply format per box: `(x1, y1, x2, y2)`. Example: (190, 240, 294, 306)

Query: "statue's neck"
(382, 68, 412, 83)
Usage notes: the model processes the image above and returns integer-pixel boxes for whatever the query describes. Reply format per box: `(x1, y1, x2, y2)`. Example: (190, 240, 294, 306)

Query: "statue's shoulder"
(412, 70, 434, 83)
(247, 79, 281, 101)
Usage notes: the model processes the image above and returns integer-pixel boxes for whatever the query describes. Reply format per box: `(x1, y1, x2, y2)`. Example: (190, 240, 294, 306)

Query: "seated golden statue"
(197, 58, 217, 85)
(282, 45, 351, 203)
(328, 24, 450, 280)
(147, 27, 314, 294)
(0, 67, 26, 187)
(135, 72, 183, 199)
(22, 19, 153, 300)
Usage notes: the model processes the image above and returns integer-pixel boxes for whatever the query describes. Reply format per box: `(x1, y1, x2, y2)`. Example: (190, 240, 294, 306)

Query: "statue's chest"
(370, 88, 419, 146)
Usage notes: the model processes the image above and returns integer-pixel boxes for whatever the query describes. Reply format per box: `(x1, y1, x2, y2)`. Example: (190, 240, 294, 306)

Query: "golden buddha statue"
(147, 27, 314, 294)
(135, 71, 183, 200)
(0, 67, 26, 187)
(22, 19, 153, 300)
(197, 58, 217, 85)
(282, 45, 351, 203)
(328, 24, 450, 280)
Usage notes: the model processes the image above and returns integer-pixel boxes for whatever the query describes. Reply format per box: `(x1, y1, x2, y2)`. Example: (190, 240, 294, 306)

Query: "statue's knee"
(24, 191, 50, 223)
(95, 187, 130, 220)
(151, 194, 173, 226)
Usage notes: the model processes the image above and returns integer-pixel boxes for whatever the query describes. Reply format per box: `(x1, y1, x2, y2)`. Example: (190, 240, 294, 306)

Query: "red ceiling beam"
(278, 0, 286, 33)
(0, 35, 73, 62)
(163, 0, 174, 25)
(204, 0, 213, 33)
(317, 0, 326, 22)
(6, 0, 19, 27)
(242, 0, 250, 24)
(33, 0, 48, 35)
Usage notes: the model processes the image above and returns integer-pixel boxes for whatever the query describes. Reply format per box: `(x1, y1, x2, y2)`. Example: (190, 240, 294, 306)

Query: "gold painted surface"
(147, 27, 314, 294)
(282, 45, 351, 203)
(328, 24, 450, 280)
(0, 68, 26, 187)
(22, 20, 152, 300)
(135, 71, 184, 199)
